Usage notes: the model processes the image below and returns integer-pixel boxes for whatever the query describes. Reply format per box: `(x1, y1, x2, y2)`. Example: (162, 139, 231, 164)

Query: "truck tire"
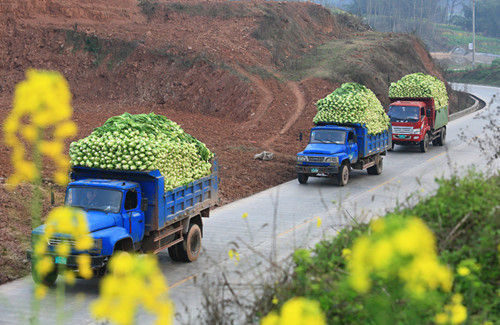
(297, 173, 308, 184)
(420, 133, 429, 152)
(31, 259, 58, 287)
(336, 163, 349, 186)
(367, 158, 383, 175)
(433, 128, 446, 146)
(173, 224, 202, 263)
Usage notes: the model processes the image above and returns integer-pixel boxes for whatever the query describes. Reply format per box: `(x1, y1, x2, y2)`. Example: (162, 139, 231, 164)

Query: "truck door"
(347, 131, 358, 163)
(123, 188, 145, 243)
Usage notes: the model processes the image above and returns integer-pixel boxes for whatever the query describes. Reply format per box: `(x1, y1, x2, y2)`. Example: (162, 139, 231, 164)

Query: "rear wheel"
(367, 158, 383, 175)
(170, 224, 202, 263)
(433, 128, 446, 146)
(420, 133, 429, 152)
(31, 259, 58, 287)
(336, 163, 349, 186)
(297, 173, 308, 184)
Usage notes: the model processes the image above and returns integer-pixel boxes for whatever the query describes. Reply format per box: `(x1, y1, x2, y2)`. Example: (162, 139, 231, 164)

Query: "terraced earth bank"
(0, 0, 469, 283)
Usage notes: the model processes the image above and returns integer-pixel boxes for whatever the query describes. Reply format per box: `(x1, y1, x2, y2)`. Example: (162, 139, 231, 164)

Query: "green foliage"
(69, 113, 213, 191)
(259, 171, 499, 324)
(446, 60, 500, 87)
(314, 82, 390, 135)
(64, 29, 137, 69)
(396, 171, 500, 322)
(138, 0, 158, 19)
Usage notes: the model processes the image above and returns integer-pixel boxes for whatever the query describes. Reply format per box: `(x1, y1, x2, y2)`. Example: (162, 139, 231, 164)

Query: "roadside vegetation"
(446, 59, 500, 87)
(253, 170, 499, 324)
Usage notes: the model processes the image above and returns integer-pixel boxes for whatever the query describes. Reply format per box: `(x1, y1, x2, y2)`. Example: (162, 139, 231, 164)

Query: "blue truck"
(29, 162, 219, 285)
(296, 123, 392, 186)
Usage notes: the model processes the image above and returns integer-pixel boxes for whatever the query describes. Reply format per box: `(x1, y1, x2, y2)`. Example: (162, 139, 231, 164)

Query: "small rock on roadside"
(254, 151, 274, 161)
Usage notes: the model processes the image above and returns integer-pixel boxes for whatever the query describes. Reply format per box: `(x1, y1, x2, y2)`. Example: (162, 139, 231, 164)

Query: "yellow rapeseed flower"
(34, 285, 48, 299)
(3, 69, 76, 187)
(242, 212, 248, 219)
(261, 297, 326, 325)
(316, 217, 322, 228)
(91, 252, 174, 325)
(77, 254, 93, 279)
(347, 216, 453, 297)
(457, 266, 470, 277)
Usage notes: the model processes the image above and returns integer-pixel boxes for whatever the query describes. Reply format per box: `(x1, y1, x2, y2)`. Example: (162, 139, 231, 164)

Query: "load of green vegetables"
(389, 73, 448, 110)
(313, 82, 390, 135)
(69, 113, 213, 191)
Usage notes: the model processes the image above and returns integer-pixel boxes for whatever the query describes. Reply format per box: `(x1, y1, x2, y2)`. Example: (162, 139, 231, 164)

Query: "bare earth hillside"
(0, 0, 460, 283)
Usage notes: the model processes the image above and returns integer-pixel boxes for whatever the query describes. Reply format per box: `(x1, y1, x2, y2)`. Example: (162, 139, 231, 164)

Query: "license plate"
(398, 135, 406, 138)
(55, 256, 67, 265)
(311, 168, 319, 173)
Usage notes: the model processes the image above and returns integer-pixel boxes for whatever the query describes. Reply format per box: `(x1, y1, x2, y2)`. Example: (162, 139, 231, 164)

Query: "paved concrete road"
(0, 84, 498, 324)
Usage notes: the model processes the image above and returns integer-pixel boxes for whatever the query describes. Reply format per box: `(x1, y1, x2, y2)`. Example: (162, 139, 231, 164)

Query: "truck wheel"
(420, 133, 429, 152)
(433, 128, 446, 146)
(31, 259, 58, 287)
(297, 173, 308, 184)
(174, 224, 202, 263)
(336, 163, 349, 186)
(168, 241, 182, 262)
(367, 158, 383, 175)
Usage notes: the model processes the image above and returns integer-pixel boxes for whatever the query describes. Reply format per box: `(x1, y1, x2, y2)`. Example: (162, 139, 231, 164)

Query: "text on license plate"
(55, 256, 67, 265)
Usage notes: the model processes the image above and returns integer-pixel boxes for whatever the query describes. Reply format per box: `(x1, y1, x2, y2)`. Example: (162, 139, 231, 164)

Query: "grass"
(253, 171, 499, 324)
(64, 29, 138, 69)
(446, 59, 500, 87)
(436, 24, 500, 55)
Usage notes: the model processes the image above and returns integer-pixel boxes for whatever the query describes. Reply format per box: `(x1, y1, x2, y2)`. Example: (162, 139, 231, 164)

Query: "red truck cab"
(387, 97, 448, 152)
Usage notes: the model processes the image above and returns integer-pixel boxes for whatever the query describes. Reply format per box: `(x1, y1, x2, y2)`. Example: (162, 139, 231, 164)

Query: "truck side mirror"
(141, 198, 148, 211)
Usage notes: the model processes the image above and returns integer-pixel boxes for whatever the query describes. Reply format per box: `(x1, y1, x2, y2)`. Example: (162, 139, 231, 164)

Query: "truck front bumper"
(392, 134, 422, 145)
(27, 250, 109, 270)
(296, 165, 339, 175)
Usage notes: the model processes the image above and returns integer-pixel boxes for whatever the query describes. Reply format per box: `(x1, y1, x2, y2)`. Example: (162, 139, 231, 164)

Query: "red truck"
(387, 97, 448, 152)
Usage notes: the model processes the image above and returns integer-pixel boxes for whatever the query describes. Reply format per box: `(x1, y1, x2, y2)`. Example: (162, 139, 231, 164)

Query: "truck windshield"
(310, 129, 346, 144)
(65, 187, 122, 213)
(388, 105, 420, 122)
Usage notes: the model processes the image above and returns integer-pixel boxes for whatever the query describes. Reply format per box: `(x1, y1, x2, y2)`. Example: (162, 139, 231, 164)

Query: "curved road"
(0, 84, 498, 324)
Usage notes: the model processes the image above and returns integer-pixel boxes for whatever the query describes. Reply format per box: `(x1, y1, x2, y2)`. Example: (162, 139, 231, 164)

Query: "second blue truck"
(296, 123, 392, 186)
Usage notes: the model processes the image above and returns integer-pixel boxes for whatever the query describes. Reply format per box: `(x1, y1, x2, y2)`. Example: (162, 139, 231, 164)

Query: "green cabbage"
(313, 82, 390, 135)
(69, 113, 213, 191)
(389, 73, 448, 110)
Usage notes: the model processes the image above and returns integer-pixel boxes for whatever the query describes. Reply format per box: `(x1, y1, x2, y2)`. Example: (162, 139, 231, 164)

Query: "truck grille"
(48, 237, 76, 247)
(392, 126, 413, 134)
(307, 156, 325, 162)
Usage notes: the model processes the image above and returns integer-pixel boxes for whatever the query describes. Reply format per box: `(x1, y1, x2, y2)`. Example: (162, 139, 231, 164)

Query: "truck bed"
(71, 161, 219, 233)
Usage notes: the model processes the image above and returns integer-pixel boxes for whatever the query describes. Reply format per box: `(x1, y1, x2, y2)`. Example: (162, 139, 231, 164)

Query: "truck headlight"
(413, 128, 421, 134)
(89, 238, 103, 254)
(297, 156, 308, 162)
(324, 157, 338, 164)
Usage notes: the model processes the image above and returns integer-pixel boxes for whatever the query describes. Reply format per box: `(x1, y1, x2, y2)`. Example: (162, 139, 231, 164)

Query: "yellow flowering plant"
(4, 69, 77, 189)
(261, 297, 326, 325)
(91, 252, 174, 325)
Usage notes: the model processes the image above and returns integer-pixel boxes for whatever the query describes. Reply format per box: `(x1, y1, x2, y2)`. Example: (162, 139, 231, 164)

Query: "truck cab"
(388, 98, 448, 152)
(31, 179, 146, 278)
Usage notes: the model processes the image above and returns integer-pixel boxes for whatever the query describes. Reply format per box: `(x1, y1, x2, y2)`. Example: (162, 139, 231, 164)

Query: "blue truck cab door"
(347, 131, 359, 163)
(123, 187, 145, 243)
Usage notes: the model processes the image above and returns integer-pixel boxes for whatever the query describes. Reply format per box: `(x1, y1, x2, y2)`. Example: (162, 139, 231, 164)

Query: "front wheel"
(31, 259, 58, 287)
(420, 133, 429, 152)
(336, 163, 349, 186)
(297, 173, 308, 184)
